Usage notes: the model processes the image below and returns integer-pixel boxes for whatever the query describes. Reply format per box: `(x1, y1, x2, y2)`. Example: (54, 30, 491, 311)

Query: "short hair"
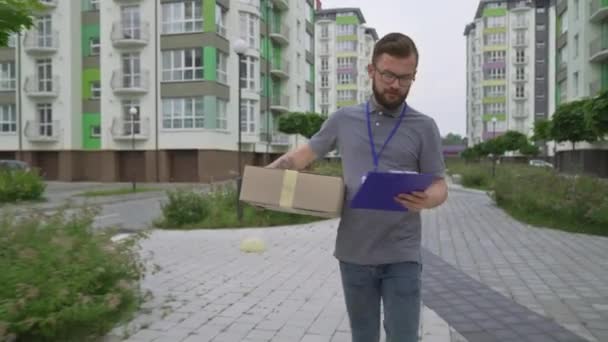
(372, 32, 419, 67)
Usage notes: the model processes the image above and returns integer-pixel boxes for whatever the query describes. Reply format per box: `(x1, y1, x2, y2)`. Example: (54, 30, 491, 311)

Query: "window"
(536, 24, 546, 31)
(305, 33, 312, 53)
(515, 31, 526, 45)
(0, 62, 15, 91)
(337, 24, 355, 35)
(515, 85, 525, 98)
(90, 0, 99, 10)
(240, 99, 256, 133)
(37, 104, 53, 137)
(484, 33, 506, 45)
(90, 125, 101, 138)
(483, 85, 506, 97)
(320, 74, 329, 87)
(297, 20, 301, 43)
(516, 67, 525, 81)
(297, 86, 301, 106)
(90, 37, 100, 55)
(337, 41, 356, 52)
(574, 35, 579, 58)
(122, 100, 140, 134)
(485, 16, 505, 28)
(90, 81, 101, 99)
(216, 4, 227, 37)
(321, 90, 329, 104)
(337, 90, 355, 101)
(239, 12, 258, 49)
(320, 42, 329, 54)
(337, 73, 353, 84)
(239, 56, 257, 91)
(573, 72, 579, 97)
(217, 52, 227, 84)
(337, 57, 356, 68)
(561, 13, 568, 34)
(162, 49, 203, 81)
(321, 24, 329, 38)
(162, 97, 204, 129)
(321, 105, 329, 115)
(559, 80, 567, 103)
(161, 1, 203, 34)
(36, 59, 53, 92)
(121, 53, 141, 88)
(216, 98, 227, 130)
(485, 68, 505, 80)
(574, 0, 579, 20)
(35, 15, 53, 48)
(0, 104, 16, 133)
(321, 57, 329, 71)
(484, 103, 505, 114)
(121, 6, 141, 40)
(515, 49, 526, 63)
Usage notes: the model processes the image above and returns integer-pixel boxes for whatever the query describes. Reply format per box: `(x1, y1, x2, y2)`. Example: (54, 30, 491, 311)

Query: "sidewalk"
(101, 184, 608, 342)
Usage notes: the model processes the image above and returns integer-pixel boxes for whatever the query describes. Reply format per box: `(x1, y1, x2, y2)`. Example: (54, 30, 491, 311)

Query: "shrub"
(160, 190, 210, 227)
(0, 170, 46, 203)
(0, 208, 144, 341)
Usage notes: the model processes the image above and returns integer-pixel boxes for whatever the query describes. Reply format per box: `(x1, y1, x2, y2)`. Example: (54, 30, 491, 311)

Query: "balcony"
(270, 60, 290, 79)
(259, 132, 290, 146)
(39, 0, 57, 8)
(111, 21, 150, 48)
(23, 31, 58, 54)
(513, 74, 529, 83)
(270, 95, 289, 113)
(24, 120, 60, 142)
(111, 70, 149, 95)
(269, 24, 290, 45)
(24, 76, 59, 98)
(111, 117, 150, 141)
(513, 109, 528, 119)
(514, 94, 528, 101)
(513, 20, 528, 29)
(589, 36, 608, 62)
(512, 38, 528, 47)
(513, 56, 529, 65)
(482, 61, 506, 70)
(590, 0, 608, 22)
(271, 0, 289, 11)
(590, 80, 601, 96)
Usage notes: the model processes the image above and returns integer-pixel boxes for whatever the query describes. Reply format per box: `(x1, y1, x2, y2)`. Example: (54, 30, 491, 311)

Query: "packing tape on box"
(279, 170, 298, 208)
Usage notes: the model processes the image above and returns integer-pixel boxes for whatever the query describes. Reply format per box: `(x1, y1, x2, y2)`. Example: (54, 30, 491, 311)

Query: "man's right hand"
(266, 143, 317, 170)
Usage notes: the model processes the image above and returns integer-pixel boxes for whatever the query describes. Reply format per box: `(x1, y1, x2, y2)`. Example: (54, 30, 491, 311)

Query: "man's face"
(367, 53, 417, 110)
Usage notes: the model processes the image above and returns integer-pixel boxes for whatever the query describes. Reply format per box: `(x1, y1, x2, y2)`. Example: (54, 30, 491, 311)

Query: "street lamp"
(234, 38, 248, 222)
(491, 116, 497, 177)
(129, 106, 138, 192)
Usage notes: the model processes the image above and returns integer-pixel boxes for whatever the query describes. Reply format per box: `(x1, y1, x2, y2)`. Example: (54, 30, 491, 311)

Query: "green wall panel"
(82, 113, 101, 150)
(203, 0, 216, 32)
(204, 47, 217, 81)
(336, 15, 360, 25)
(336, 34, 357, 41)
(482, 8, 507, 17)
(81, 24, 99, 57)
(82, 69, 100, 99)
(482, 114, 506, 122)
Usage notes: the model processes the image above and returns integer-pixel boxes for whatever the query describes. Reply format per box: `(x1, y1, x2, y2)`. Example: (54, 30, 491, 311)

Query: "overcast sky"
(320, 0, 480, 136)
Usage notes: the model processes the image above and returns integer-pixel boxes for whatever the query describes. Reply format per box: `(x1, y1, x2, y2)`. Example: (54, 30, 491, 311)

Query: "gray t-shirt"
(309, 99, 445, 265)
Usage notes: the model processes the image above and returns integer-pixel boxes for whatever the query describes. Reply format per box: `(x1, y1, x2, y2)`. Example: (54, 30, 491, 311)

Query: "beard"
(372, 79, 408, 111)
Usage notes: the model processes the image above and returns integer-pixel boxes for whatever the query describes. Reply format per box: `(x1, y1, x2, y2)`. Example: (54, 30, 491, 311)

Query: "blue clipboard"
(350, 172, 436, 212)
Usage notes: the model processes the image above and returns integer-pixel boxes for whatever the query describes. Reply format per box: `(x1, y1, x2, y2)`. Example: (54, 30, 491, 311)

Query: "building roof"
(463, 22, 476, 36)
(315, 7, 366, 24)
(364, 27, 379, 40)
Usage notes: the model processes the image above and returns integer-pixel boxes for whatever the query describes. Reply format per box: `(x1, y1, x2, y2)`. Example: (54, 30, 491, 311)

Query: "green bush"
(0, 208, 144, 341)
(160, 189, 210, 227)
(461, 168, 492, 189)
(0, 170, 46, 203)
(157, 187, 320, 229)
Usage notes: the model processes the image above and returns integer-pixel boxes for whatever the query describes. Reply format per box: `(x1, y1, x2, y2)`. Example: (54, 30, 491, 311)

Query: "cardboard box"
(239, 166, 344, 218)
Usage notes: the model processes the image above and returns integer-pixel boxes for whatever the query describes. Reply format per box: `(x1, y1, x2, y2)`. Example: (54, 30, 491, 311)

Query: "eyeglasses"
(374, 67, 415, 86)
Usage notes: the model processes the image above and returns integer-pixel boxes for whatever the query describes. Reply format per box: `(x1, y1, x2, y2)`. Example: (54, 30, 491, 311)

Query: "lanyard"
(366, 101, 407, 171)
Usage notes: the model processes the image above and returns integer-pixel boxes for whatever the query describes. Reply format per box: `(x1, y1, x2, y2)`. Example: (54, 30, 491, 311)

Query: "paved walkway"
(104, 186, 608, 342)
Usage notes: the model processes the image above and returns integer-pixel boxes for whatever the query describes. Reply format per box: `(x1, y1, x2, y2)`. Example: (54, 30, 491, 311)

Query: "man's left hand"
(394, 191, 431, 212)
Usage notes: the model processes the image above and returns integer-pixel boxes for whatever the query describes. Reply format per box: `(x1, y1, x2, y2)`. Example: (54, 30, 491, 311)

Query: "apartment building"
(465, 0, 551, 146)
(0, 0, 315, 182)
(314, 8, 377, 117)
(549, 0, 608, 148)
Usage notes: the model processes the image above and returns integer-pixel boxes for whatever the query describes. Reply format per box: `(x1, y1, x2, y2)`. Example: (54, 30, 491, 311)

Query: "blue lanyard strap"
(365, 101, 407, 171)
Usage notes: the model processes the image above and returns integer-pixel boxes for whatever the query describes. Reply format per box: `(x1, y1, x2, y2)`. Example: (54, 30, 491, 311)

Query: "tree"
(585, 89, 608, 140)
(551, 99, 597, 151)
(532, 119, 552, 142)
(500, 131, 528, 152)
(0, 0, 41, 46)
(442, 133, 466, 146)
(278, 112, 326, 139)
(519, 143, 540, 157)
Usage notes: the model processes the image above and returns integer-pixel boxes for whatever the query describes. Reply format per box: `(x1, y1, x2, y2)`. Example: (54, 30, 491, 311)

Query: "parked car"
(0, 159, 31, 172)
(528, 159, 553, 168)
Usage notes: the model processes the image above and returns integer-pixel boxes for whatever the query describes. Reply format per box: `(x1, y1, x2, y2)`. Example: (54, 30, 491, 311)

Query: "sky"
(319, 0, 481, 136)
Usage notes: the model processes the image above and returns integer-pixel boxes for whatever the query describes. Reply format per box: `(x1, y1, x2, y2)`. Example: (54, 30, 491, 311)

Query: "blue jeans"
(339, 261, 422, 342)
